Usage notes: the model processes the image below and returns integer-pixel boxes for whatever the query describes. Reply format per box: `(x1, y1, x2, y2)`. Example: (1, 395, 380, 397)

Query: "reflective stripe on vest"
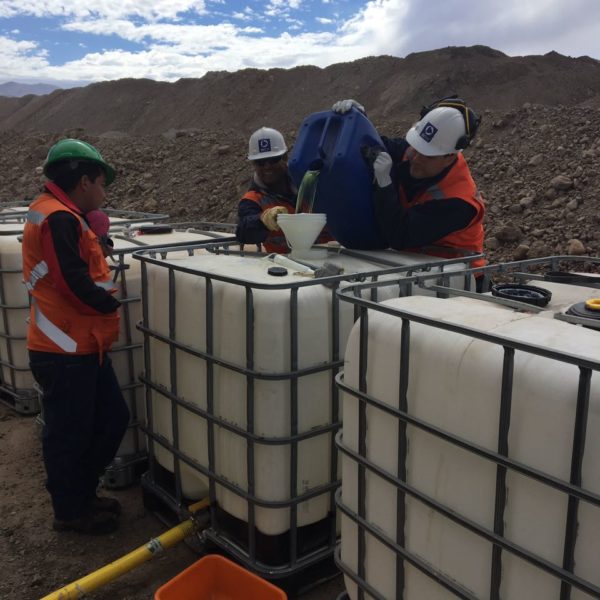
(33, 299, 77, 353)
(425, 184, 446, 201)
(95, 278, 116, 291)
(23, 192, 120, 354)
(26, 210, 46, 225)
(242, 190, 293, 253)
(242, 189, 296, 211)
(25, 260, 49, 292)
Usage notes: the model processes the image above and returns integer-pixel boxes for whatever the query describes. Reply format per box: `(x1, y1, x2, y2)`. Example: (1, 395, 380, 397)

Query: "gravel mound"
(1, 46, 599, 263)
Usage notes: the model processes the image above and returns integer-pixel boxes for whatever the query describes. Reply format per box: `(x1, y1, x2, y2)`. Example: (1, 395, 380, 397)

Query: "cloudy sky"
(0, 0, 599, 86)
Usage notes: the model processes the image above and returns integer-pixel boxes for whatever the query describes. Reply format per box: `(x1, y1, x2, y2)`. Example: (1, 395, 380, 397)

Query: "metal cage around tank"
(96, 225, 237, 487)
(27, 222, 237, 489)
(334, 255, 600, 600)
(0, 205, 169, 414)
(132, 241, 479, 583)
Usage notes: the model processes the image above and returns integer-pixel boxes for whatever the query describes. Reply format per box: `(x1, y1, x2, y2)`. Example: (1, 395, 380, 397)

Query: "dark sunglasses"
(252, 155, 285, 166)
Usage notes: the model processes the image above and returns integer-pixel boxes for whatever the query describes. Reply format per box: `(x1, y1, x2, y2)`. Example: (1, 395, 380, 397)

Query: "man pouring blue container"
(288, 96, 486, 286)
(236, 126, 333, 253)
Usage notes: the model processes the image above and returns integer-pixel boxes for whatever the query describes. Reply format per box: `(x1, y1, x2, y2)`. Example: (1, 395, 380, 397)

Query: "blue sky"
(1, 0, 599, 86)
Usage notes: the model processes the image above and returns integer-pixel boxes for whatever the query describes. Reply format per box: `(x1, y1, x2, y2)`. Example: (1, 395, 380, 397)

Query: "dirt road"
(0, 408, 343, 599)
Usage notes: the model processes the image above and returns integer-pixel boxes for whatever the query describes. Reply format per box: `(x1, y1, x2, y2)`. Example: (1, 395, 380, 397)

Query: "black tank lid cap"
(491, 283, 552, 307)
(268, 266, 288, 277)
(138, 224, 173, 234)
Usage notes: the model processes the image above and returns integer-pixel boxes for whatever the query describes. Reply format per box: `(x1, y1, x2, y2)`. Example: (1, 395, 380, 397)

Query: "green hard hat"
(43, 138, 116, 186)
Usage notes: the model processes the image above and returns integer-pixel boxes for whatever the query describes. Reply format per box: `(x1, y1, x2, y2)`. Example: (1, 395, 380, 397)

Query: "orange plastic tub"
(154, 554, 288, 600)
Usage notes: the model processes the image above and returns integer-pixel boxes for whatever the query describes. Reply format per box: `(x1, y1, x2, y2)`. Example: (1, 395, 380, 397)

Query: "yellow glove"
(260, 206, 288, 231)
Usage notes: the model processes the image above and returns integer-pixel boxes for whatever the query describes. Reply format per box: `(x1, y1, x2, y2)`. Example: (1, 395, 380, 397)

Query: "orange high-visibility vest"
(242, 189, 292, 253)
(398, 152, 486, 268)
(22, 192, 120, 354)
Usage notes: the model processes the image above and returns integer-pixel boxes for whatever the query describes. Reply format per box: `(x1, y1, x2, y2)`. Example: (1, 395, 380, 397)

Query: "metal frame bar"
(133, 240, 475, 576)
(0, 204, 170, 226)
(333, 258, 600, 599)
(0, 220, 235, 416)
(0, 203, 174, 410)
(0, 253, 34, 411)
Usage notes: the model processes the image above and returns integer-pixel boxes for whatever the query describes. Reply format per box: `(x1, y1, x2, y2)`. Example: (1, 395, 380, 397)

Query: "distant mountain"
(0, 82, 60, 97)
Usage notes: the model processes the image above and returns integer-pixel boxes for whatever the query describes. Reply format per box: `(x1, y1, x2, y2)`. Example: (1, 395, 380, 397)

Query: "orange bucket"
(154, 554, 287, 600)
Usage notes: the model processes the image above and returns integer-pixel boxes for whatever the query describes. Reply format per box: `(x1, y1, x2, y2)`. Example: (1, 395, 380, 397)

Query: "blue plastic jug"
(288, 108, 387, 249)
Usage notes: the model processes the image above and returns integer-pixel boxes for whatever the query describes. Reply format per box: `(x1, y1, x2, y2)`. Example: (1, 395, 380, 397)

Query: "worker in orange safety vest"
(22, 138, 129, 535)
(332, 96, 487, 289)
(236, 127, 332, 253)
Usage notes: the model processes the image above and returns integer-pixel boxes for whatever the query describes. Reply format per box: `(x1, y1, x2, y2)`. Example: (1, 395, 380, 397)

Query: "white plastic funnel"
(277, 213, 326, 260)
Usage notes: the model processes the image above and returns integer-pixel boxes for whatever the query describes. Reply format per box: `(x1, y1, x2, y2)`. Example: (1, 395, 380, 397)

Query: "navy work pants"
(29, 351, 130, 521)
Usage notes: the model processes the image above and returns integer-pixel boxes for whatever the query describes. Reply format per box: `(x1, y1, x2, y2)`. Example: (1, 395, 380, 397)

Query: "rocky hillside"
(1, 46, 599, 264)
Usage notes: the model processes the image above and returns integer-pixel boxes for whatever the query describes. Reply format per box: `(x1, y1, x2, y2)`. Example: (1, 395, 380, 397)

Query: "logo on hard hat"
(420, 122, 438, 143)
(258, 138, 272, 153)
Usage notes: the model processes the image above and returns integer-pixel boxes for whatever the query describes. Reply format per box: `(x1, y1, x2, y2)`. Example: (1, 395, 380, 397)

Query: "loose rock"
(567, 238, 586, 255)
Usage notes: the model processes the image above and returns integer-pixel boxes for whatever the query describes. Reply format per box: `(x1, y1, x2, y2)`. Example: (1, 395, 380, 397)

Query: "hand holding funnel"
(277, 213, 327, 260)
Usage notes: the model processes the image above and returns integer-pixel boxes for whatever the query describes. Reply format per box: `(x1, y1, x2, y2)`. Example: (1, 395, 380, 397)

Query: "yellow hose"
(40, 498, 210, 600)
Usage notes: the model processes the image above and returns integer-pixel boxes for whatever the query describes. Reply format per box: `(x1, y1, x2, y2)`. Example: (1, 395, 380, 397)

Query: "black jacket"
(373, 137, 477, 250)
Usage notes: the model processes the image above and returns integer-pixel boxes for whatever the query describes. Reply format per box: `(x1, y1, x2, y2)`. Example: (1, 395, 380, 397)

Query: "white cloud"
(229, 6, 265, 23)
(0, 35, 38, 55)
(1, 0, 600, 84)
(336, 0, 410, 55)
(0, 0, 206, 21)
(389, 0, 600, 57)
(0, 36, 49, 80)
(63, 20, 256, 53)
(264, 0, 302, 17)
(4, 27, 362, 81)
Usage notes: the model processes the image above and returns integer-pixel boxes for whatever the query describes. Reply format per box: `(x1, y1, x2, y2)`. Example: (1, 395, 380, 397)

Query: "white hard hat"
(247, 127, 287, 160)
(405, 107, 467, 156)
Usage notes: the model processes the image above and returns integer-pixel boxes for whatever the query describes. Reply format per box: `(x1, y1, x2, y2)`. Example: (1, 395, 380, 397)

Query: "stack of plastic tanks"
(0, 205, 169, 414)
(0, 206, 237, 488)
(133, 243, 477, 589)
(0, 219, 34, 412)
(99, 224, 237, 487)
(0, 205, 55, 413)
(335, 256, 600, 600)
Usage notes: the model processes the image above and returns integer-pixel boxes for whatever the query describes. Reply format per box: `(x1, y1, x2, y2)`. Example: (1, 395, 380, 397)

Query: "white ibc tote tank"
(337, 272, 600, 600)
(137, 247, 471, 552)
(0, 212, 170, 412)
(528, 278, 600, 316)
(0, 210, 233, 430)
(105, 227, 235, 465)
(0, 222, 32, 408)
